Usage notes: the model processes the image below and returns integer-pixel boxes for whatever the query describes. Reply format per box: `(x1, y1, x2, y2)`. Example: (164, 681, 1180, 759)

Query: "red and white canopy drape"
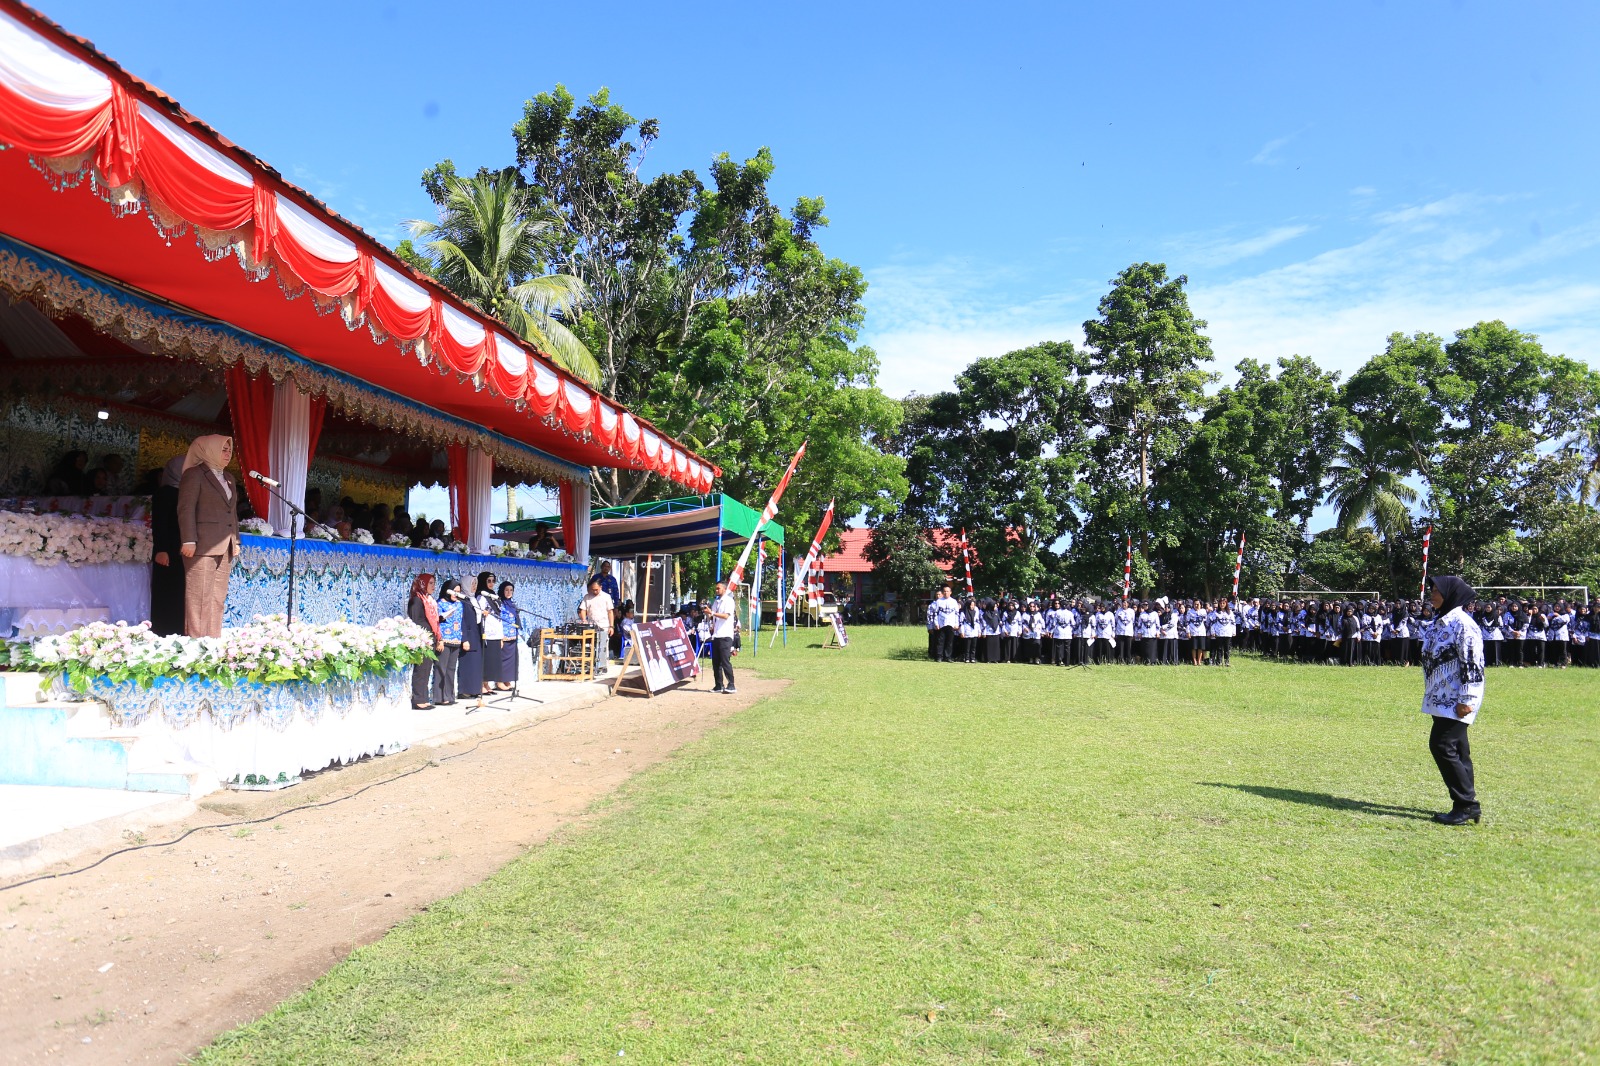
(0, 5, 716, 495)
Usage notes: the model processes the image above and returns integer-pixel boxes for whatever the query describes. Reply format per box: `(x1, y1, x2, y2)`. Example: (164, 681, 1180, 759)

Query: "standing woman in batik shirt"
(1113, 600, 1135, 665)
(981, 598, 1003, 664)
(1548, 602, 1571, 669)
(1573, 605, 1593, 667)
(1509, 602, 1529, 667)
(1527, 604, 1548, 668)
(1160, 601, 1179, 665)
(1418, 576, 1487, 825)
(926, 596, 939, 661)
(1185, 600, 1207, 667)
(1477, 605, 1501, 668)
(1137, 601, 1159, 665)
(958, 596, 981, 663)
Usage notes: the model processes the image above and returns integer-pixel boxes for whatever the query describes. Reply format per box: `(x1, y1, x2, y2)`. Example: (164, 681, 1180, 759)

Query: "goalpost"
(1475, 585, 1590, 605)
(1266, 589, 1378, 600)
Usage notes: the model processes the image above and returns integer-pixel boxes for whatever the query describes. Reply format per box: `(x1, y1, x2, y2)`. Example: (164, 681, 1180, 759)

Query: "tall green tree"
(405, 169, 598, 383)
(478, 84, 904, 515)
(1074, 263, 1214, 589)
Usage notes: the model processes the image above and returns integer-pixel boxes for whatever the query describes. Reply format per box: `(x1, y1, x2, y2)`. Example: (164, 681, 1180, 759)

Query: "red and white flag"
(1232, 533, 1246, 599)
(727, 441, 806, 589)
(1419, 524, 1433, 598)
(1123, 535, 1132, 603)
(961, 528, 974, 595)
(785, 501, 836, 610)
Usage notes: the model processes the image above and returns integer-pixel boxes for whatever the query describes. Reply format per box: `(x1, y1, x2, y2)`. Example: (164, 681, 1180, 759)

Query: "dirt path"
(0, 678, 783, 1065)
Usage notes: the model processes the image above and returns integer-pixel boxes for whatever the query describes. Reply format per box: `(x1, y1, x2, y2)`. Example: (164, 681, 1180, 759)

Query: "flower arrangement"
(308, 525, 339, 542)
(386, 533, 412, 547)
(351, 528, 375, 545)
(239, 517, 275, 536)
(447, 540, 469, 554)
(489, 542, 526, 558)
(28, 615, 435, 692)
(421, 537, 445, 552)
(0, 509, 152, 566)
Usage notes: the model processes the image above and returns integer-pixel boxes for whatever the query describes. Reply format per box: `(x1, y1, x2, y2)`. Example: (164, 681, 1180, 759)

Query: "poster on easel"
(825, 613, 850, 648)
(613, 618, 699, 697)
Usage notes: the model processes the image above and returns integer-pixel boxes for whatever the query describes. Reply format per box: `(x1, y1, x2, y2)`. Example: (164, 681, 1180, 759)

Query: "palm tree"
(1326, 425, 1419, 593)
(1561, 420, 1600, 506)
(406, 171, 600, 385)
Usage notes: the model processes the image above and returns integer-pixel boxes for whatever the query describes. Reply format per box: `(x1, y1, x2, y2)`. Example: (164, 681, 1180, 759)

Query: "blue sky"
(49, 0, 1600, 518)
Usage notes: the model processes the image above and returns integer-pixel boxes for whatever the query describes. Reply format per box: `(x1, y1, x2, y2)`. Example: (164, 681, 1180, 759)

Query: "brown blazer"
(176, 466, 241, 558)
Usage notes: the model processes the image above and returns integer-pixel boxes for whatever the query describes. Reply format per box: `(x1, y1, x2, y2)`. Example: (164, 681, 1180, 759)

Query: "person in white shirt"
(931, 584, 960, 663)
(709, 580, 738, 693)
(1113, 601, 1135, 665)
(1419, 576, 1487, 825)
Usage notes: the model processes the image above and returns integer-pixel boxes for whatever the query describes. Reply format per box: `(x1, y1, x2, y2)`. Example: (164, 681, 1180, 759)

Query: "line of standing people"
(407, 571, 526, 709)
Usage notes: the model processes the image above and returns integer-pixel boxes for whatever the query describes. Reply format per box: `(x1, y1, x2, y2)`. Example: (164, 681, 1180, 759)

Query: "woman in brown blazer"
(176, 435, 241, 638)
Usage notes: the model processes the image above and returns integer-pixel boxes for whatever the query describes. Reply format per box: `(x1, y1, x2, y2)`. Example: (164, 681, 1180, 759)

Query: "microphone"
(249, 470, 280, 487)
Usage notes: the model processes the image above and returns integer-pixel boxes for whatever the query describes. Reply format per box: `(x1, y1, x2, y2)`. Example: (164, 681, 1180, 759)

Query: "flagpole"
(728, 441, 806, 589)
(1419, 524, 1433, 599)
(1232, 532, 1246, 599)
(1123, 535, 1132, 604)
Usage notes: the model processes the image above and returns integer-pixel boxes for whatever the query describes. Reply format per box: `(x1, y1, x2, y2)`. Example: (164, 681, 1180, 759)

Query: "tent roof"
(0, 1, 716, 492)
(498, 494, 784, 556)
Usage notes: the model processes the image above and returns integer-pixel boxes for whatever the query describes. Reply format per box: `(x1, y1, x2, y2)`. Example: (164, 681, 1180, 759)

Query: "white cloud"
(861, 193, 1600, 404)
(1166, 223, 1313, 268)
(1251, 134, 1295, 165)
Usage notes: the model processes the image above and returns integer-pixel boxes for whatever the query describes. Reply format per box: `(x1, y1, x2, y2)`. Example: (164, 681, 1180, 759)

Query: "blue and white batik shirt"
(1419, 605, 1486, 725)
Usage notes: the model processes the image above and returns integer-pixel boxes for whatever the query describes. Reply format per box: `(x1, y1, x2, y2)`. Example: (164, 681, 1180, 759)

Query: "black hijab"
(1429, 575, 1475, 616)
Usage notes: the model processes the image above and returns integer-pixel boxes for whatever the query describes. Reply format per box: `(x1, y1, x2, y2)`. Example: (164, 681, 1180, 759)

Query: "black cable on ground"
(0, 704, 578, 894)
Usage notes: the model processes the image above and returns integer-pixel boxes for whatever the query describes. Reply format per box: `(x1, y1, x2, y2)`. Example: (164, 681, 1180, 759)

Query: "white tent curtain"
(465, 448, 493, 554)
(572, 479, 591, 565)
(267, 381, 312, 535)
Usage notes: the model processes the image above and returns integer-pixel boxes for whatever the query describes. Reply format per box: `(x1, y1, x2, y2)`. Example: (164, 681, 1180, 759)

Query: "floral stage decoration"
(0, 509, 152, 629)
(28, 616, 435, 789)
(0, 510, 151, 566)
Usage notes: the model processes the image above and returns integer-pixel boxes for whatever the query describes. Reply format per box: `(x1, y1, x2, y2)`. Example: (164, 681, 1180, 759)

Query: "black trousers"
(1212, 635, 1231, 664)
(712, 636, 735, 689)
(411, 659, 435, 705)
(1115, 634, 1132, 664)
(434, 644, 461, 703)
(1428, 715, 1477, 811)
(1141, 637, 1157, 664)
(928, 629, 938, 660)
(936, 627, 956, 662)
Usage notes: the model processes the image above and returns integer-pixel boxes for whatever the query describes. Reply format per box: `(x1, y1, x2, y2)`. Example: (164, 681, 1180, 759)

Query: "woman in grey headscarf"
(148, 456, 187, 636)
(1418, 575, 1487, 824)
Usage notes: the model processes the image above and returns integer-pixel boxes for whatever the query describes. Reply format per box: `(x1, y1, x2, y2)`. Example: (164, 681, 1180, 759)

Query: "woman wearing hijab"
(1418, 576, 1487, 825)
(456, 577, 486, 706)
(435, 578, 466, 704)
(497, 581, 522, 688)
(148, 456, 187, 636)
(981, 598, 1002, 664)
(472, 571, 504, 696)
(175, 435, 240, 638)
(958, 596, 981, 663)
(406, 574, 444, 709)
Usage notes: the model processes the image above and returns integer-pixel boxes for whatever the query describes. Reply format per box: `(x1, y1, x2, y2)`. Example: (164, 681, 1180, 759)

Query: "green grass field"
(201, 628, 1599, 1065)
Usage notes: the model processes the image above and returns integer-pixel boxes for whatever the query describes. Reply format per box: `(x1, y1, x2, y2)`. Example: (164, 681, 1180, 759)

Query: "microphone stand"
(248, 475, 333, 626)
(481, 603, 550, 710)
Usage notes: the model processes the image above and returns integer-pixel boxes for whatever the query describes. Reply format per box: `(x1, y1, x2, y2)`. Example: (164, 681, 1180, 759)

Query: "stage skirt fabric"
(0, 555, 149, 625)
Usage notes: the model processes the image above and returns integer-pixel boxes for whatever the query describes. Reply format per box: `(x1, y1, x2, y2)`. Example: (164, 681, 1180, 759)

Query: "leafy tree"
(1075, 263, 1215, 589)
(862, 514, 948, 621)
(889, 342, 1092, 594)
(1157, 356, 1347, 596)
(405, 170, 598, 383)
(505, 85, 903, 515)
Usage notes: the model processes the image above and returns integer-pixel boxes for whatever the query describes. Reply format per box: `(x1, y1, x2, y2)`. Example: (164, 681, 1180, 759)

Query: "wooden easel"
(821, 616, 847, 649)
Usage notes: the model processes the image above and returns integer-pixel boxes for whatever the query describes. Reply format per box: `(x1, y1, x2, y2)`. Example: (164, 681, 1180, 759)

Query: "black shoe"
(1432, 809, 1481, 825)
(723, 686, 738, 694)
(711, 687, 726, 694)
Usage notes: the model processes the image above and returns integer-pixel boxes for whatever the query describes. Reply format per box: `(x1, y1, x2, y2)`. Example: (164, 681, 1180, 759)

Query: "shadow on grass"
(1202, 783, 1435, 821)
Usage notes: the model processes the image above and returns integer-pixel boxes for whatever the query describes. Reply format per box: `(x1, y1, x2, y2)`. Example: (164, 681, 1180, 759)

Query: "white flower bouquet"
(447, 540, 469, 554)
(28, 615, 435, 692)
(0, 510, 152, 566)
(239, 517, 274, 536)
(421, 537, 445, 552)
(351, 528, 375, 545)
(386, 533, 412, 547)
(308, 525, 338, 542)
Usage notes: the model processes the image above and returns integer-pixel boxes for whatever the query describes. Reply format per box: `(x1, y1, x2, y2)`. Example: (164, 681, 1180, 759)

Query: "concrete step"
(2, 670, 51, 707)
